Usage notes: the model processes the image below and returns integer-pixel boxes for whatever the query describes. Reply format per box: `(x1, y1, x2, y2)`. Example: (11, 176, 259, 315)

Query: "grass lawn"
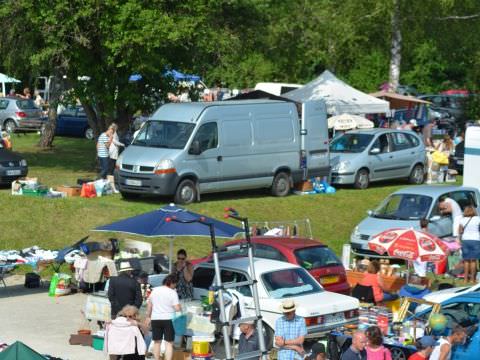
(1, 133, 459, 260)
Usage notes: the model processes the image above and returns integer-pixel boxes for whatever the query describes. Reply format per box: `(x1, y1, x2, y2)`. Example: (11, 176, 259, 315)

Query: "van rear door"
(301, 101, 329, 179)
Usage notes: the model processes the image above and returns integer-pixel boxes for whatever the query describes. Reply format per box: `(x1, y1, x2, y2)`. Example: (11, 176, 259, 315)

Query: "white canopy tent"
(284, 70, 390, 115)
(0, 73, 21, 97)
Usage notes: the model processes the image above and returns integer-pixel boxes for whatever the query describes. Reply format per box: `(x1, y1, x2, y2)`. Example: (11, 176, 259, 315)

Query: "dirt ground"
(0, 275, 105, 360)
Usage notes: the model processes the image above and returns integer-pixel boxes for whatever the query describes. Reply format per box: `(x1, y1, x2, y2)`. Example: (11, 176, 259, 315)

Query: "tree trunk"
(388, 0, 402, 92)
(38, 76, 63, 148)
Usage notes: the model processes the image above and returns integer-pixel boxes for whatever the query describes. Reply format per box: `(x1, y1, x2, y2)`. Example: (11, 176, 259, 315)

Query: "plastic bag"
(55, 273, 72, 296)
(49, 273, 59, 297)
(172, 313, 187, 336)
(432, 151, 449, 165)
(80, 183, 97, 198)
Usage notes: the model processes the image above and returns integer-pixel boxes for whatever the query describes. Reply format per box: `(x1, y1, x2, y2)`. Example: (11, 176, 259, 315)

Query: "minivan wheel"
(4, 120, 16, 133)
(174, 179, 197, 204)
(354, 169, 369, 189)
(271, 172, 290, 197)
(85, 127, 94, 140)
(409, 164, 425, 184)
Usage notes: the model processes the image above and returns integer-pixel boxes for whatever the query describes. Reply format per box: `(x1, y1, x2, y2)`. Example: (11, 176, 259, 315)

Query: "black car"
(0, 142, 28, 184)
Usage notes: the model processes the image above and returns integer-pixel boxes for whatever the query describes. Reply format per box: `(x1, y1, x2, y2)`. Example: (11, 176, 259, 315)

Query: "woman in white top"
(146, 274, 181, 360)
(457, 206, 480, 283)
(108, 123, 125, 175)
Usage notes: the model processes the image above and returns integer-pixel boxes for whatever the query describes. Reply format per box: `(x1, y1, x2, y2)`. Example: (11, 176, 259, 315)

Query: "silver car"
(330, 129, 426, 189)
(0, 97, 45, 132)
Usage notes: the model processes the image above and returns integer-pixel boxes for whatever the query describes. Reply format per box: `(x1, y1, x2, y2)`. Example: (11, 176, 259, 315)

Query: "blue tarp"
(129, 70, 201, 83)
(93, 204, 242, 238)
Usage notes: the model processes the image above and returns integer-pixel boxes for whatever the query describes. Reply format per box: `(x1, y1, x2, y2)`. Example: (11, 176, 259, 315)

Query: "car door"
(191, 266, 216, 300)
(56, 106, 77, 135)
(368, 133, 397, 180)
(71, 107, 88, 136)
(390, 131, 416, 177)
(184, 121, 222, 193)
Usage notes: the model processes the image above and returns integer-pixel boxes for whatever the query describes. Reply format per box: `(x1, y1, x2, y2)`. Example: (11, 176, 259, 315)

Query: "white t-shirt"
(149, 286, 179, 320)
(460, 216, 480, 241)
(445, 198, 462, 236)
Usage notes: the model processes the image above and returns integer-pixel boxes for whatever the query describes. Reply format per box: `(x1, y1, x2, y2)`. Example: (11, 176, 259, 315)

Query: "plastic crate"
(92, 336, 104, 351)
(22, 188, 48, 197)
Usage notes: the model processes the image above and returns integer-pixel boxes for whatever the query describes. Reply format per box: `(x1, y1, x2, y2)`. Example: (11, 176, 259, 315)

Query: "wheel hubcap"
(278, 179, 288, 193)
(181, 187, 194, 202)
(414, 167, 423, 182)
(359, 173, 368, 187)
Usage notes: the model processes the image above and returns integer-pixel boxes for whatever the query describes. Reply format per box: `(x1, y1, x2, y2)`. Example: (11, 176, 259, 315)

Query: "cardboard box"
(295, 181, 313, 192)
(57, 185, 82, 197)
(173, 350, 191, 360)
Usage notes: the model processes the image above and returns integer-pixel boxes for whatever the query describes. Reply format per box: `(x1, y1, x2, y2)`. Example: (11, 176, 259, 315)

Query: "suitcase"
(24, 272, 41, 288)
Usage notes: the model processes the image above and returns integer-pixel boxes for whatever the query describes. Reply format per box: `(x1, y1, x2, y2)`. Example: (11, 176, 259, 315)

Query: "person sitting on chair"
(358, 260, 398, 303)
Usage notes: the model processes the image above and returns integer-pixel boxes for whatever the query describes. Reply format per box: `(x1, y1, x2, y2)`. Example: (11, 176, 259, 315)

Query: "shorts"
(151, 319, 175, 342)
(461, 240, 480, 260)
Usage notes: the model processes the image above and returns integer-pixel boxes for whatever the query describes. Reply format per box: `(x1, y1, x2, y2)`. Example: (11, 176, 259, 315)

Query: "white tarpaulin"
(0, 73, 21, 96)
(284, 70, 390, 115)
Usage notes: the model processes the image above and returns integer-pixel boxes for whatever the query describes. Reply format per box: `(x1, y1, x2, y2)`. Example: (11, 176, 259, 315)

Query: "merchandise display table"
(346, 270, 406, 292)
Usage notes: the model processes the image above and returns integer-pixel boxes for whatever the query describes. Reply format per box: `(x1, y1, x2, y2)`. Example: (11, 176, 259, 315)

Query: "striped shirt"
(275, 315, 307, 360)
(97, 132, 110, 158)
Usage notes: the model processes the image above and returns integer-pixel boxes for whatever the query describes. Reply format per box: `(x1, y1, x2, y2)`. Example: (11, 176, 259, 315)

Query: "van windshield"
(133, 120, 195, 149)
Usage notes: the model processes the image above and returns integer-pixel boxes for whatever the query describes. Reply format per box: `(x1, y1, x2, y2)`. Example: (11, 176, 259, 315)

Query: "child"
(1, 131, 12, 150)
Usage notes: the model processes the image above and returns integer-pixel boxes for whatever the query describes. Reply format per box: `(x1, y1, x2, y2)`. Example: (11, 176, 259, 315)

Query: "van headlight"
(20, 159, 27, 167)
(332, 161, 350, 173)
(154, 159, 176, 175)
(351, 226, 360, 242)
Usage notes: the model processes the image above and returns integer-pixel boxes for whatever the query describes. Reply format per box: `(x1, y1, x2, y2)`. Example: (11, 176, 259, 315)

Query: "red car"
(191, 236, 350, 295)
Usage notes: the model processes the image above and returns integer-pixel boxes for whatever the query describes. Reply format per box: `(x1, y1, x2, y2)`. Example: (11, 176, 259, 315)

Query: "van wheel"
(409, 164, 425, 184)
(354, 169, 369, 189)
(271, 172, 290, 197)
(174, 179, 197, 204)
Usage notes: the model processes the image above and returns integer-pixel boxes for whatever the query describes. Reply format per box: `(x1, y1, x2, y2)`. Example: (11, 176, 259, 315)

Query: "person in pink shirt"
(365, 326, 392, 360)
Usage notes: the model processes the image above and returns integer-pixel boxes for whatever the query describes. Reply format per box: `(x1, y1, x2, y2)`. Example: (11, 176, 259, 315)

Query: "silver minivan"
(330, 129, 426, 189)
(115, 100, 330, 203)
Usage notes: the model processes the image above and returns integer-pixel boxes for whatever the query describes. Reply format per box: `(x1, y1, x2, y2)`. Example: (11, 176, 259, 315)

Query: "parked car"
(416, 283, 480, 313)
(411, 293, 480, 360)
(330, 129, 426, 189)
(350, 185, 480, 256)
(56, 106, 93, 139)
(0, 97, 45, 133)
(192, 237, 350, 295)
(191, 257, 359, 346)
(0, 141, 28, 184)
(418, 94, 467, 120)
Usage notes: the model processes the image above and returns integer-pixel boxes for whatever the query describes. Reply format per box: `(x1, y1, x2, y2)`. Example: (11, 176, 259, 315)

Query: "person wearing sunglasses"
(174, 249, 193, 300)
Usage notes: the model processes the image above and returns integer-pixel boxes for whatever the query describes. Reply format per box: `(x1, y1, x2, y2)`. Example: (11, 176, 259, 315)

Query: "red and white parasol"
(368, 228, 449, 262)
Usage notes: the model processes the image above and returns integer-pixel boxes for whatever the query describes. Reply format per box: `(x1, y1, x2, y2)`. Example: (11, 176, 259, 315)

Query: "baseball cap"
(419, 336, 438, 348)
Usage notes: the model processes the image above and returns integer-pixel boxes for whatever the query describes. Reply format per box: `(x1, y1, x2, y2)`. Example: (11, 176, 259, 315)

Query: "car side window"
(61, 107, 77, 117)
(192, 267, 215, 289)
(371, 134, 390, 153)
(391, 132, 413, 151)
(221, 270, 252, 297)
(0, 100, 9, 110)
(192, 122, 218, 153)
(254, 244, 288, 262)
(406, 133, 420, 147)
(450, 191, 477, 210)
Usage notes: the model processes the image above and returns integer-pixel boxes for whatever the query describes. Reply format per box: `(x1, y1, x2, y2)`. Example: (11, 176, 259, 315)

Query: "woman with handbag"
(458, 206, 480, 283)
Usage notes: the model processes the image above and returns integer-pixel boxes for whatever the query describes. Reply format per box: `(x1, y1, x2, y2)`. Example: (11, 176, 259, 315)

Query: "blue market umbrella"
(93, 204, 242, 238)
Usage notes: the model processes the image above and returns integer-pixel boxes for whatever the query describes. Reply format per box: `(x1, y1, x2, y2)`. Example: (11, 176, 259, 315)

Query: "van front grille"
(139, 166, 154, 172)
(122, 164, 134, 170)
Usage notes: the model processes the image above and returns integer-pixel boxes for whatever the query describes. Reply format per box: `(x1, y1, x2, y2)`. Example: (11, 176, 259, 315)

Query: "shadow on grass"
(0, 282, 50, 299)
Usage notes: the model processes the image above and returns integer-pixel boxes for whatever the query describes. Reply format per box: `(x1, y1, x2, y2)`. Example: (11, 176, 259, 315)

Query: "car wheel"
(174, 179, 197, 204)
(4, 119, 16, 133)
(409, 164, 425, 184)
(354, 168, 369, 189)
(120, 192, 140, 200)
(271, 171, 290, 197)
(85, 127, 94, 140)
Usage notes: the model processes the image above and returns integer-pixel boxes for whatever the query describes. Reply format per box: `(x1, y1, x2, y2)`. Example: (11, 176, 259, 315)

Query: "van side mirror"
(370, 148, 381, 155)
(189, 140, 201, 155)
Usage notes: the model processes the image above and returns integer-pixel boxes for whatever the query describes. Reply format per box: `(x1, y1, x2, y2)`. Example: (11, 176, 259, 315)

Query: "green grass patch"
(0, 133, 461, 259)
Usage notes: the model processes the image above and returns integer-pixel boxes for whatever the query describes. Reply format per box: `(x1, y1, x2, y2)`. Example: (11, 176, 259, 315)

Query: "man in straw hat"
(108, 261, 142, 318)
(275, 299, 307, 359)
(239, 320, 261, 360)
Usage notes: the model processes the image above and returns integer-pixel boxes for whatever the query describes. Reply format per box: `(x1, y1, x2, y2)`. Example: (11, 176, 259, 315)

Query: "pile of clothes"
(0, 246, 81, 266)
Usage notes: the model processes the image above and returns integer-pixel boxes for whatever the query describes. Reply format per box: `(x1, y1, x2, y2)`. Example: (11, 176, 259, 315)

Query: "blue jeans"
(383, 292, 399, 302)
(98, 157, 110, 179)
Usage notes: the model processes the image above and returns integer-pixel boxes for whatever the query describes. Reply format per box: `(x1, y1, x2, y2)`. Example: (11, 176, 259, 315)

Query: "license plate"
(125, 179, 142, 186)
(320, 275, 339, 285)
(325, 313, 345, 324)
(6, 170, 21, 176)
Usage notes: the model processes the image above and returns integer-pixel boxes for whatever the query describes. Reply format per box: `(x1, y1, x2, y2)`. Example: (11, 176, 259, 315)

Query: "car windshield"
(262, 268, 323, 299)
(330, 133, 374, 153)
(373, 194, 433, 220)
(132, 120, 195, 149)
(294, 246, 342, 270)
(16, 99, 39, 110)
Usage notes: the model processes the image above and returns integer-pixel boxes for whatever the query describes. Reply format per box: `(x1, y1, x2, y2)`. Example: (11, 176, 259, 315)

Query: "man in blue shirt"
(275, 300, 307, 360)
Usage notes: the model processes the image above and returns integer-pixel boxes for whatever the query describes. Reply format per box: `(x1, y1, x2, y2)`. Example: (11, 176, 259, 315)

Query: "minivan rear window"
(16, 99, 38, 110)
(133, 120, 195, 149)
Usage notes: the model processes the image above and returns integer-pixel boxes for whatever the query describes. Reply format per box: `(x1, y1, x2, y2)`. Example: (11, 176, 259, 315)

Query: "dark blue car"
(56, 106, 93, 139)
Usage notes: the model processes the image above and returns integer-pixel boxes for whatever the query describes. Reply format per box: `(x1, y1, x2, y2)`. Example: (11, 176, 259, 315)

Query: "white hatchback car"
(191, 257, 359, 345)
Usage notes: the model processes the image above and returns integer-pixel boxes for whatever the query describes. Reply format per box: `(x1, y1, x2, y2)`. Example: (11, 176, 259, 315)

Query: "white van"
(463, 125, 480, 189)
(115, 100, 329, 203)
(254, 82, 303, 96)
